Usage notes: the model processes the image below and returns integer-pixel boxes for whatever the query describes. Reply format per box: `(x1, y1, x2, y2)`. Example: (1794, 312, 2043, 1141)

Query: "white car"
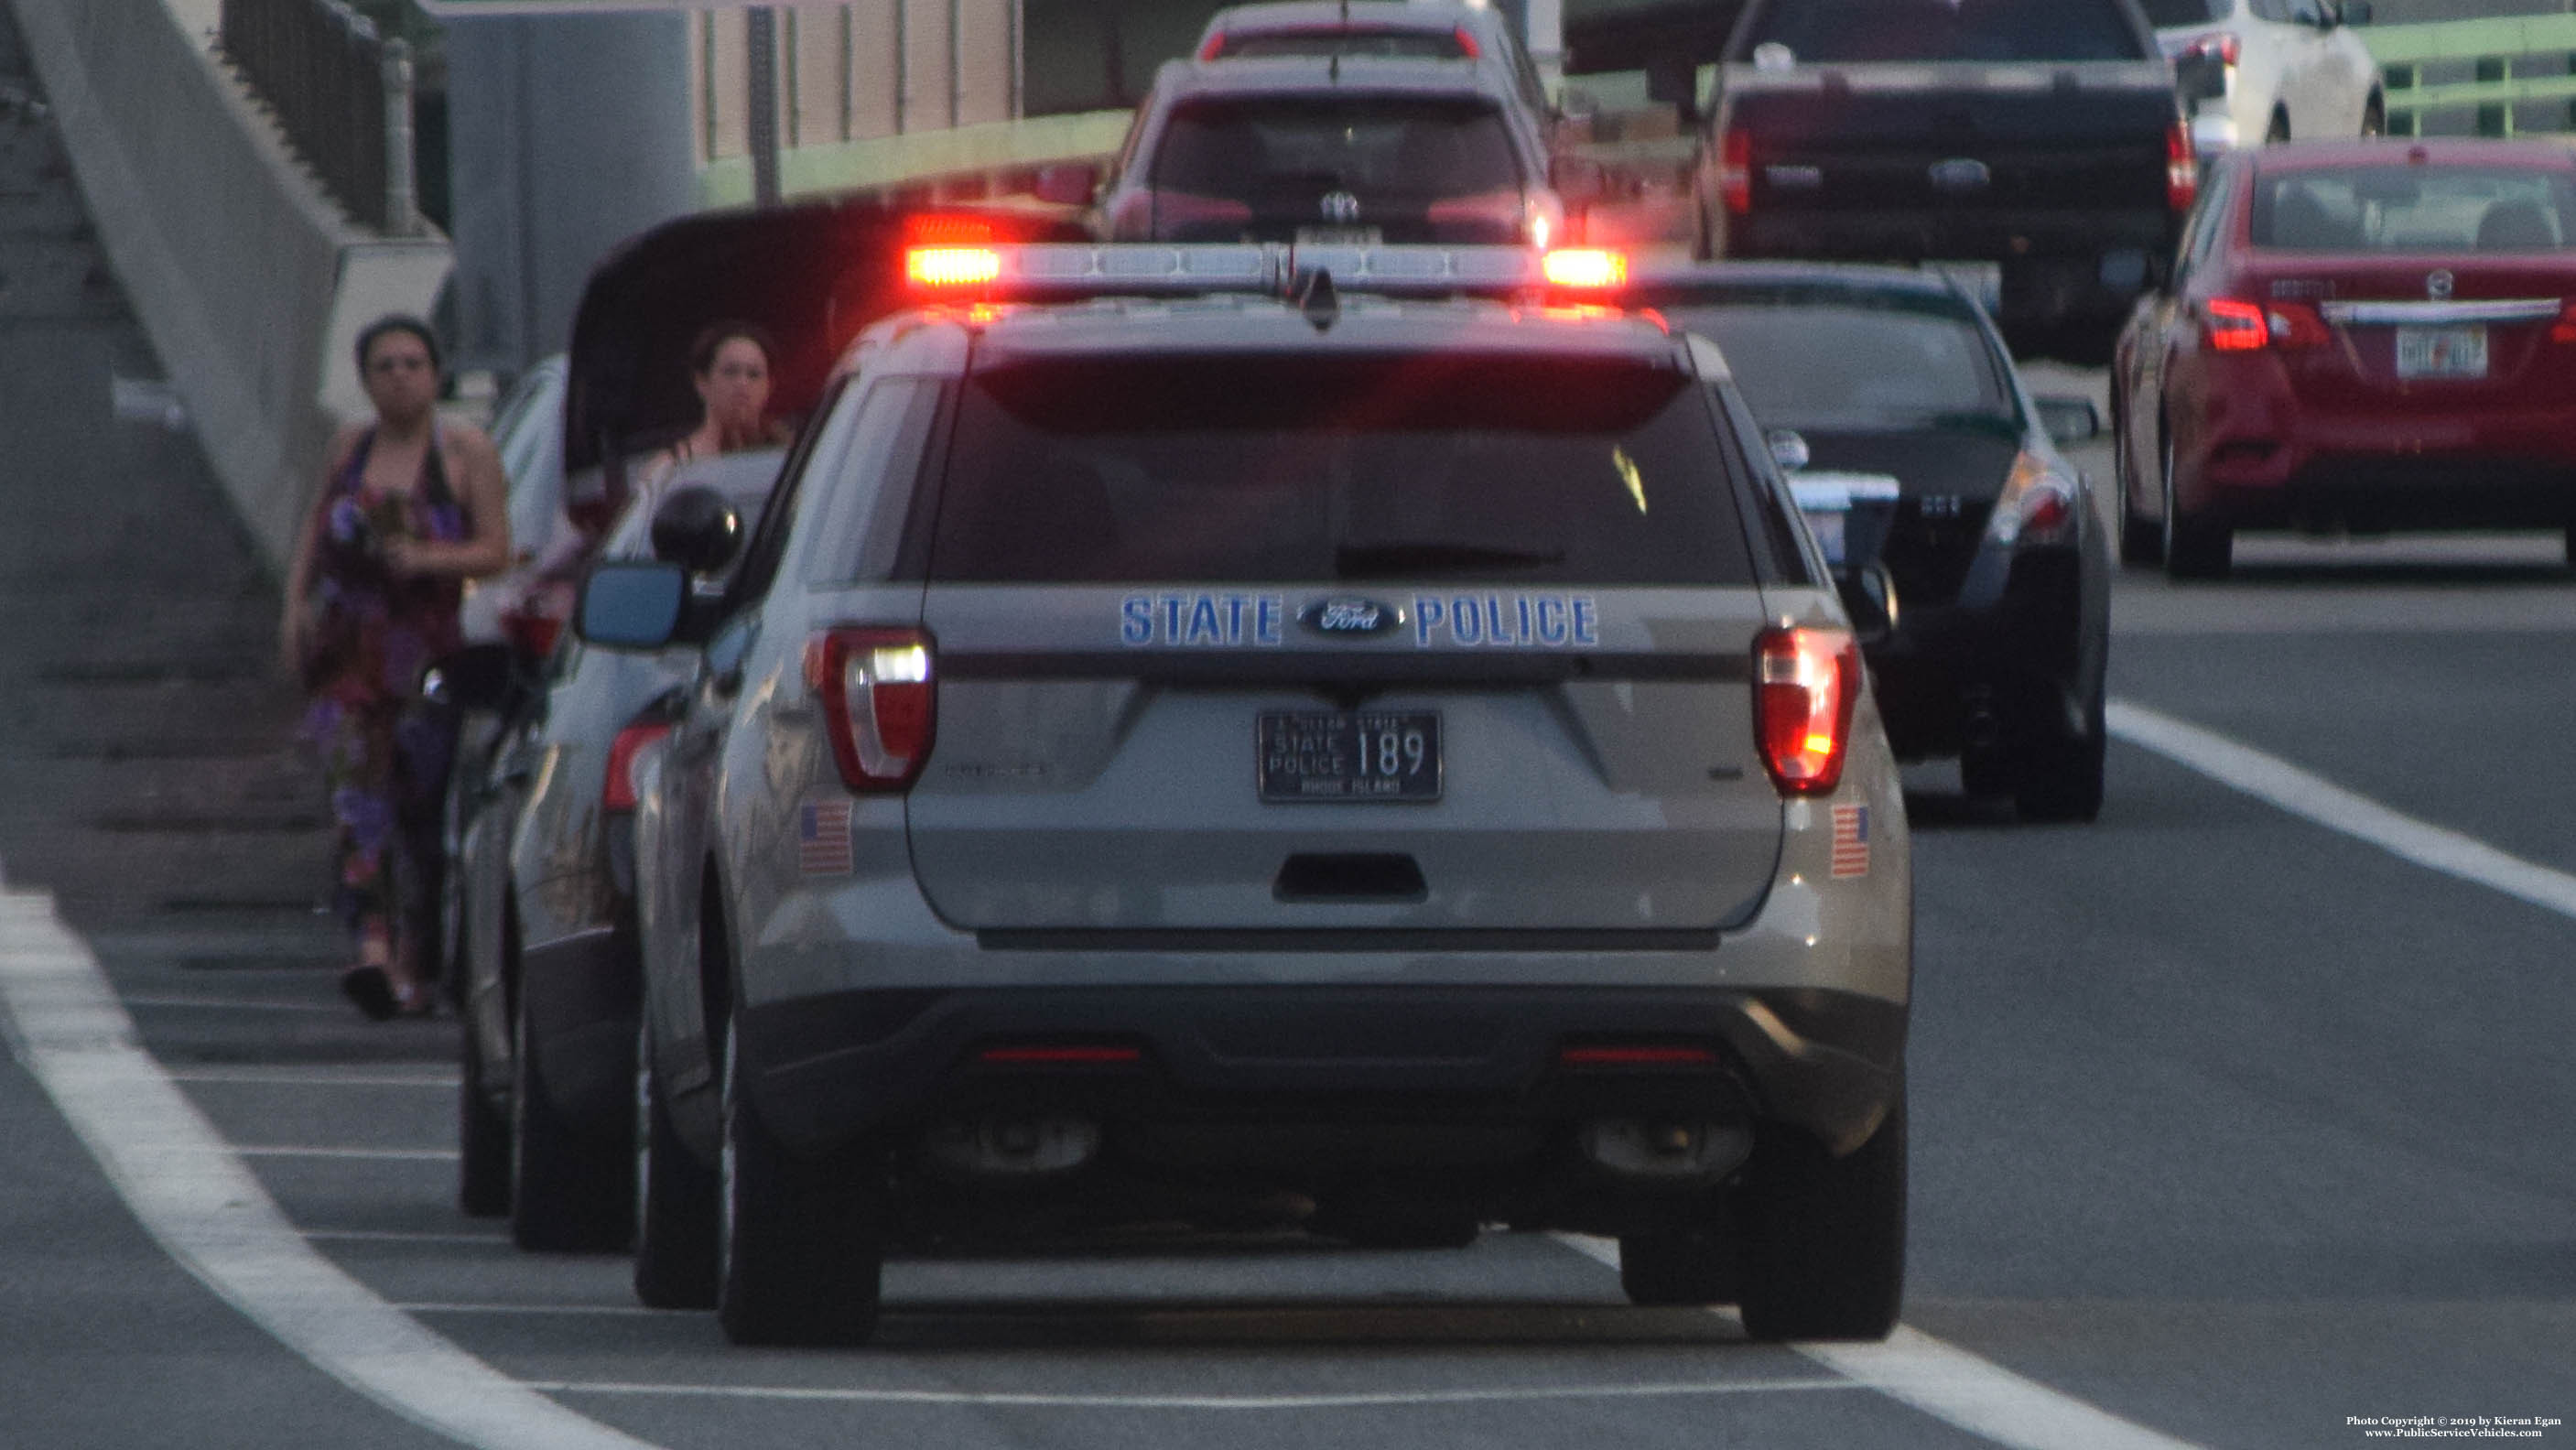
(2147, 0, 2383, 153)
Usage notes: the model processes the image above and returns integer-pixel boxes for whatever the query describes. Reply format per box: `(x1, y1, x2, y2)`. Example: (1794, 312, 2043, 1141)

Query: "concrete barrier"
(11, 0, 450, 574)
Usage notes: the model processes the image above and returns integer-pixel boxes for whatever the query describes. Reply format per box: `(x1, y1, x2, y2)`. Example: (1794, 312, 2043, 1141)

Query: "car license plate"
(1259, 711, 1441, 802)
(1295, 226, 1383, 247)
(2395, 324, 2486, 379)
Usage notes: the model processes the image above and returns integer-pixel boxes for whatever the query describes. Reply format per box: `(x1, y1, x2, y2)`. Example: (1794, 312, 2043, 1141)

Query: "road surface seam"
(2105, 698, 2576, 922)
(0, 878, 664, 1450)
(1549, 1235, 2206, 1450)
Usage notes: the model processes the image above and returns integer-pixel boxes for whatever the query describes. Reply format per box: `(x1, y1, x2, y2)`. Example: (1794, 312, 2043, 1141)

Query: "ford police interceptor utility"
(580, 239, 1915, 1347)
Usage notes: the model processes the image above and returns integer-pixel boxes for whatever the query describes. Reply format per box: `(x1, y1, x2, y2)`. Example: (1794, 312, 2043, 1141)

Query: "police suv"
(582, 240, 1915, 1347)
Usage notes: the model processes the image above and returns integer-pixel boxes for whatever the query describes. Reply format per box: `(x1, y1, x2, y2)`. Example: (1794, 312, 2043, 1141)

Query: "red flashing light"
(601, 720, 671, 814)
(1542, 248, 1628, 288)
(1558, 1044, 1718, 1067)
(978, 1044, 1143, 1066)
(2167, 119, 2199, 212)
(1755, 626, 1858, 796)
(805, 628, 936, 792)
(904, 212, 997, 246)
(2551, 301, 2576, 343)
(906, 246, 1003, 288)
(1719, 126, 1753, 215)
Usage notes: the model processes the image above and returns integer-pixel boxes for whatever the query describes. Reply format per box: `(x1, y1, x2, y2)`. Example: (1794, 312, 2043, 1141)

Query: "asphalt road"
(3, 38, 2572, 1450)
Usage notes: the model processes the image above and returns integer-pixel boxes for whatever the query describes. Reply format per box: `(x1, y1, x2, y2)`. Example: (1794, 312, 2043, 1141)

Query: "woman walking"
(280, 316, 511, 1019)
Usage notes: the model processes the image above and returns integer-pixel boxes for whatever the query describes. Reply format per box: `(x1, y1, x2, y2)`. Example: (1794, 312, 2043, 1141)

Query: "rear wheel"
(1619, 1225, 1737, 1307)
(457, 1002, 511, 1217)
(2162, 434, 2232, 580)
(510, 968, 633, 1252)
(717, 1014, 889, 1346)
(1736, 1088, 1907, 1343)
(632, 1015, 720, 1309)
(2014, 682, 2106, 824)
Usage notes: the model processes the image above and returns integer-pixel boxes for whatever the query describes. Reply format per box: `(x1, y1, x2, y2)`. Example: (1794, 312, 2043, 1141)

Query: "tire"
(2014, 683, 2106, 825)
(510, 976, 633, 1252)
(2161, 433, 2232, 580)
(633, 1014, 720, 1309)
(1619, 1226, 1737, 1307)
(1957, 746, 2015, 801)
(717, 1015, 889, 1347)
(1736, 1088, 1907, 1343)
(457, 1010, 512, 1218)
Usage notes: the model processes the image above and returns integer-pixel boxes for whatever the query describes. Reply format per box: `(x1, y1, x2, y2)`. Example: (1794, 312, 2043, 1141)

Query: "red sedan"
(2113, 139, 2576, 578)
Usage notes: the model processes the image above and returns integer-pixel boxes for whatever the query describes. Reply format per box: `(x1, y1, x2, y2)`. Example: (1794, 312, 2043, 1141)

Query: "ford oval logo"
(1300, 598, 1401, 637)
(1927, 157, 1991, 194)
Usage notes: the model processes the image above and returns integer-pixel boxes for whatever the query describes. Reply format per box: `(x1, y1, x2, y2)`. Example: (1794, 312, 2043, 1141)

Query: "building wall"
(694, 0, 1022, 163)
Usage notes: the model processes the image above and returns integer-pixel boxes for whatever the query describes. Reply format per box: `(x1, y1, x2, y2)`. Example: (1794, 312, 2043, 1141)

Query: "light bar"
(898, 242, 1550, 300)
(1542, 248, 1628, 289)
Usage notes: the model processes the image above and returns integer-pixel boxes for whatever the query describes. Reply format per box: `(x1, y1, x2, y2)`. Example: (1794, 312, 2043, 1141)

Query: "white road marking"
(0, 883, 662, 1450)
(169, 1068, 460, 1088)
(530, 1377, 1861, 1411)
(2106, 698, 2576, 921)
(305, 1229, 511, 1246)
(238, 1145, 460, 1162)
(1550, 1237, 2204, 1450)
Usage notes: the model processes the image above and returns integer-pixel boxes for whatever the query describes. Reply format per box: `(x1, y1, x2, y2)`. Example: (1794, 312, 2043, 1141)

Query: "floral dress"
(299, 428, 471, 952)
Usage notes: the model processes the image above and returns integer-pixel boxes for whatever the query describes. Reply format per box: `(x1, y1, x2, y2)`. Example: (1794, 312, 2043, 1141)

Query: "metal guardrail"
(2365, 15, 2576, 137)
(218, 0, 418, 233)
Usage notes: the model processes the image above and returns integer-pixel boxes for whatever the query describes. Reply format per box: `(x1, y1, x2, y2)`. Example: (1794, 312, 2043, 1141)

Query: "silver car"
(592, 243, 1914, 1347)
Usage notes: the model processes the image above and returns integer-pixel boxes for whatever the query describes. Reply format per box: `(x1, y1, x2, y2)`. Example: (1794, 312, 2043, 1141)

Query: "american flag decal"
(1830, 803, 1871, 879)
(797, 800, 854, 876)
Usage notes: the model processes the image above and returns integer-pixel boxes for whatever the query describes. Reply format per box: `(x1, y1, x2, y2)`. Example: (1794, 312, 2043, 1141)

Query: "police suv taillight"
(806, 628, 936, 792)
(1755, 626, 1858, 796)
(601, 719, 673, 813)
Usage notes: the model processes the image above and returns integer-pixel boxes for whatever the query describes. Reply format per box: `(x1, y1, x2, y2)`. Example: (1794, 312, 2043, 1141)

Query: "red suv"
(2113, 139, 2576, 577)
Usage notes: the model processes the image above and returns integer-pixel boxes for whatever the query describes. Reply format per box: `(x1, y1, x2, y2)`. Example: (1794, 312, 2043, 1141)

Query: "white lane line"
(122, 994, 346, 1014)
(0, 885, 663, 1450)
(1550, 1237, 2203, 1450)
(529, 1377, 1860, 1411)
(306, 1229, 511, 1246)
(169, 1069, 460, 1088)
(239, 1145, 460, 1162)
(2106, 698, 2576, 921)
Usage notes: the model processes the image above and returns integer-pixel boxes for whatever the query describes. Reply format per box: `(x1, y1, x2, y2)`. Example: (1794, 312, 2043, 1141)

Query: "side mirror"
(1032, 161, 1099, 207)
(2190, 108, 2241, 162)
(577, 560, 687, 650)
(1549, 154, 1609, 208)
(424, 643, 522, 714)
(649, 483, 743, 576)
(2033, 395, 2102, 446)
(1835, 560, 1900, 643)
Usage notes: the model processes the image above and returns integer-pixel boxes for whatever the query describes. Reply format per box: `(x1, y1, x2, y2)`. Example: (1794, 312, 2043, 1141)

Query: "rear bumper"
(1869, 542, 2105, 761)
(2184, 376, 2576, 530)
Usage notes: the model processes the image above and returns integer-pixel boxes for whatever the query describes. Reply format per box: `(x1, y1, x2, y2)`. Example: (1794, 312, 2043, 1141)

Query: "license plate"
(1259, 711, 1441, 803)
(2395, 324, 2487, 379)
(1295, 225, 1382, 247)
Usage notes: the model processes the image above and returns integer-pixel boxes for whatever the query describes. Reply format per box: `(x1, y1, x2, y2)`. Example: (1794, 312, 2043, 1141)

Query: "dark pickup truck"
(1691, 0, 2193, 361)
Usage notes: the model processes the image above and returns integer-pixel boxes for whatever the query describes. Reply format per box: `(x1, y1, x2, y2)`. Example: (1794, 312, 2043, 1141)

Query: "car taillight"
(498, 606, 561, 661)
(1718, 126, 1753, 215)
(2185, 33, 2241, 67)
(2167, 119, 2198, 212)
(805, 628, 935, 792)
(1755, 626, 1858, 797)
(2551, 301, 2576, 343)
(601, 720, 671, 813)
(1196, 31, 1225, 60)
(1542, 247, 1627, 288)
(1451, 26, 1481, 58)
(1986, 451, 2080, 548)
(2204, 297, 2329, 352)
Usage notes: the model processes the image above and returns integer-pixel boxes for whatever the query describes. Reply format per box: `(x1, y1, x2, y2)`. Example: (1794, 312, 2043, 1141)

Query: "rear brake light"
(1196, 31, 1225, 60)
(1452, 26, 1481, 58)
(601, 720, 671, 813)
(2204, 297, 2329, 352)
(2266, 300, 2331, 349)
(806, 627, 936, 792)
(2167, 119, 2198, 212)
(2552, 301, 2576, 343)
(1542, 248, 1627, 288)
(2186, 33, 2241, 67)
(1755, 626, 1858, 796)
(1718, 126, 1753, 215)
(906, 246, 1002, 288)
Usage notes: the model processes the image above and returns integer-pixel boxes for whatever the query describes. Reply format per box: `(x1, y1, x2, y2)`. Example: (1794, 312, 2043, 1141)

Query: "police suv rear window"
(927, 353, 1756, 586)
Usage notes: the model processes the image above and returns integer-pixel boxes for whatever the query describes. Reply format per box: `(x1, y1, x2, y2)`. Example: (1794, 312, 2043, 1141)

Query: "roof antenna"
(1297, 268, 1340, 331)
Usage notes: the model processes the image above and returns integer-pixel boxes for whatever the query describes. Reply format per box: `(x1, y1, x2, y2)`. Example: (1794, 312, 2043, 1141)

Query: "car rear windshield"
(1217, 31, 1468, 60)
(2137, 0, 2227, 26)
(1742, 0, 2149, 63)
(2252, 168, 2576, 252)
(929, 353, 1755, 585)
(1151, 97, 1521, 201)
(1659, 296, 2015, 433)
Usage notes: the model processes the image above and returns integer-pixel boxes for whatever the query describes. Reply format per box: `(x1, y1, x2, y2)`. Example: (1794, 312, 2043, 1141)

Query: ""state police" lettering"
(1120, 593, 1287, 646)
(1412, 595, 1599, 648)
